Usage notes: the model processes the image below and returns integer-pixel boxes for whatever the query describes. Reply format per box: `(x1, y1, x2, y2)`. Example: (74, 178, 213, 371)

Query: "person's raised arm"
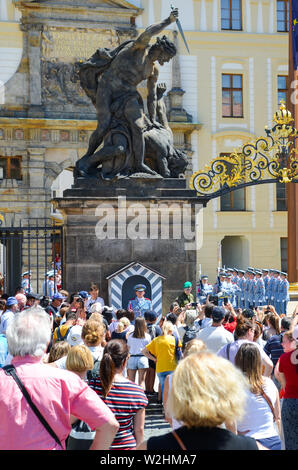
(134, 8, 178, 49)
(89, 417, 119, 450)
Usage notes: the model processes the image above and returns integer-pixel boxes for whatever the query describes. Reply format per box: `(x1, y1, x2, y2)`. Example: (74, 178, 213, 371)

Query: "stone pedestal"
(54, 177, 206, 314)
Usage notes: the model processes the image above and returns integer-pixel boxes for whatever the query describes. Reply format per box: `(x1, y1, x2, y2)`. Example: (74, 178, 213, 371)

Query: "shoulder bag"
(3, 364, 63, 448)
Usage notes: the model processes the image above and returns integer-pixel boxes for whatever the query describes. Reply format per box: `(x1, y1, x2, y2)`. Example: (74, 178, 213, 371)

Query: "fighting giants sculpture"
(75, 8, 188, 180)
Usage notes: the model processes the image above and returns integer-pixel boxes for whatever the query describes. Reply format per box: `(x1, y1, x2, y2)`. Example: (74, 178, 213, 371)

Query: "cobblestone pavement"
(144, 395, 171, 440)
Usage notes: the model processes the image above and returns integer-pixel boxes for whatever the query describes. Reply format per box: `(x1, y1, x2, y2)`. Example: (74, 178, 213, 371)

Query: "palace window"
(276, 182, 288, 211)
(280, 237, 288, 273)
(277, 75, 288, 106)
(0, 156, 22, 180)
(221, 0, 242, 31)
(277, 0, 289, 32)
(222, 74, 243, 118)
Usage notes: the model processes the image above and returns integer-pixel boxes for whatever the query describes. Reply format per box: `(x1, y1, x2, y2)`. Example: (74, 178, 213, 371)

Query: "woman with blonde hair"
(66, 344, 94, 380)
(235, 342, 282, 450)
(137, 351, 265, 450)
(66, 344, 96, 450)
(111, 317, 131, 342)
(163, 339, 207, 429)
(142, 320, 182, 399)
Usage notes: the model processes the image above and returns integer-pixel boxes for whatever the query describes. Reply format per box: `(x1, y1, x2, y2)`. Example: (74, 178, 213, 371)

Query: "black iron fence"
(0, 218, 63, 296)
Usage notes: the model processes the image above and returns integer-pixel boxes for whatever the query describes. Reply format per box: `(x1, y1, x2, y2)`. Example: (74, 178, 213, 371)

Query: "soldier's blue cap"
(262, 269, 269, 272)
(134, 284, 146, 291)
(225, 273, 232, 278)
(78, 290, 89, 299)
(281, 272, 288, 276)
(22, 271, 31, 276)
(238, 270, 245, 274)
(201, 275, 208, 279)
(255, 270, 262, 275)
(232, 268, 239, 273)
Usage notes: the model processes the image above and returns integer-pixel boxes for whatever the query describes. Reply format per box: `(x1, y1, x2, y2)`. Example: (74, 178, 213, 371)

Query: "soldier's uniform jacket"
(127, 296, 152, 318)
(21, 278, 32, 294)
(279, 278, 290, 301)
(255, 277, 265, 304)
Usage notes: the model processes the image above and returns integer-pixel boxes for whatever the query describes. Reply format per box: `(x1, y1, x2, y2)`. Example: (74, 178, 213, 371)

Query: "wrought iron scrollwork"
(190, 102, 298, 197)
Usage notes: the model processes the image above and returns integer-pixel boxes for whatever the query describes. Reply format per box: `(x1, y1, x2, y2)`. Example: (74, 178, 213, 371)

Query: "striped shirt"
(88, 378, 148, 450)
(264, 333, 284, 369)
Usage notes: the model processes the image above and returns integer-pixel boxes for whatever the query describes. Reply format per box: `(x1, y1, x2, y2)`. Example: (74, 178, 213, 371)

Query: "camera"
(208, 295, 218, 306)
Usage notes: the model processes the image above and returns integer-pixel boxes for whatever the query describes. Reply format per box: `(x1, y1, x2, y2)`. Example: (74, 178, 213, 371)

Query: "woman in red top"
(275, 323, 298, 450)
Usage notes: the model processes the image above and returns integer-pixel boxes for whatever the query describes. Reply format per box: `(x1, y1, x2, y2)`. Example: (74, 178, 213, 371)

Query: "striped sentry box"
(107, 262, 165, 315)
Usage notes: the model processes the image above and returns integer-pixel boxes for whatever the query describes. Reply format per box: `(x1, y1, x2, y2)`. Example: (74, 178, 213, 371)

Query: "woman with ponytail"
(88, 339, 148, 450)
(217, 314, 273, 376)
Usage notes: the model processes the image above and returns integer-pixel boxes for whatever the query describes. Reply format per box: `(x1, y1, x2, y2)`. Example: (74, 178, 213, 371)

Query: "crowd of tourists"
(0, 279, 297, 452)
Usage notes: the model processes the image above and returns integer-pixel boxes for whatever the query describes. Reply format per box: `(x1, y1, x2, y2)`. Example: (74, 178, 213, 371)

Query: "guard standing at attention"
(128, 284, 152, 319)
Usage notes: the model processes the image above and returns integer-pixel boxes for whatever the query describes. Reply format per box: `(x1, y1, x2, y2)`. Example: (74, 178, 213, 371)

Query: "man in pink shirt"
(0, 307, 119, 450)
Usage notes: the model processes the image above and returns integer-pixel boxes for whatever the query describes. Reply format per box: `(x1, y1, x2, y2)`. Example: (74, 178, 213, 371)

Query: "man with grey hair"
(0, 307, 119, 450)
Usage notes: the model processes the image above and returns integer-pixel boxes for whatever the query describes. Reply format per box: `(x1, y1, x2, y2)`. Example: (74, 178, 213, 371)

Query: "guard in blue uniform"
(236, 269, 246, 309)
(279, 272, 289, 315)
(127, 284, 152, 319)
(42, 271, 56, 299)
(247, 270, 256, 308)
(262, 269, 270, 304)
(272, 270, 282, 314)
(221, 273, 240, 307)
(244, 269, 251, 309)
(21, 271, 33, 294)
(254, 269, 266, 307)
(197, 275, 213, 304)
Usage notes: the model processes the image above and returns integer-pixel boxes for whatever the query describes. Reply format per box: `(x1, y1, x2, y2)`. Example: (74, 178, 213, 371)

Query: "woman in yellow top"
(142, 321, 181, 399)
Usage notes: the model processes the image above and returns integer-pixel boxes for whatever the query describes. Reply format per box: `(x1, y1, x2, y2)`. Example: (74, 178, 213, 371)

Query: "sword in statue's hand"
(170, 4, 190, 54)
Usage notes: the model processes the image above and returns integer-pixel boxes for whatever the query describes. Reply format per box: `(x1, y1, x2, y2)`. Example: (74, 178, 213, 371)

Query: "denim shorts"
(127, 355, 149, 370)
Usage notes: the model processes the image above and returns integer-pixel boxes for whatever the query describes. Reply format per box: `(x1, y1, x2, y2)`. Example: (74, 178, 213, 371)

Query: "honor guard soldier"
(221, 273, 240, 307)
(244, 269, 251, 308)
(272, 270, 282, 314)
(175, 281, 194, 308)
(267, 269, 276, 306)
(279, 272, 289, 315)
(262, 269, 270, 304)
(254, 270, 266, 307)
(42, 271, 56, 299)
(197, 275, 213, 305)
(128, 284, 152, 319)
(235, 269, 246, 309)
(21, 271, 33, 294)
(247, 270, 257, 308)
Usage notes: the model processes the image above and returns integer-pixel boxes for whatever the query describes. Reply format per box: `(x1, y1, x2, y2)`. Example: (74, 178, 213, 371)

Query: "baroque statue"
(75, 8, 188, 180)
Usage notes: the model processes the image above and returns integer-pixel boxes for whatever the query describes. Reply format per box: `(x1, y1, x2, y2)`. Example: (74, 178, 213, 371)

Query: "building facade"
(0, 0, 289, 291)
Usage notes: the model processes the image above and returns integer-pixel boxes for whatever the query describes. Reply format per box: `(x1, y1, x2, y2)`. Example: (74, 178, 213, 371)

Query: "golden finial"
(274, 100, 294, 126)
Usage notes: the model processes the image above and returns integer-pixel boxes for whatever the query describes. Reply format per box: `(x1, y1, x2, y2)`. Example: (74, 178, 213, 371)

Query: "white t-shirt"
(237, 377, 279, 439)
(127, 333, 151, 355)
(196, 325, 234, 353)
(217, 339, 268, 365)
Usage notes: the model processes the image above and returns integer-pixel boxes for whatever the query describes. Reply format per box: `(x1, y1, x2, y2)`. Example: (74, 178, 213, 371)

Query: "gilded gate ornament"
(190, 102, 298, 198)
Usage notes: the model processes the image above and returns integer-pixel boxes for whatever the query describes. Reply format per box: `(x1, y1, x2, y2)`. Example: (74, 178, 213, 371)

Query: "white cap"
(67, 325, 83, 347)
